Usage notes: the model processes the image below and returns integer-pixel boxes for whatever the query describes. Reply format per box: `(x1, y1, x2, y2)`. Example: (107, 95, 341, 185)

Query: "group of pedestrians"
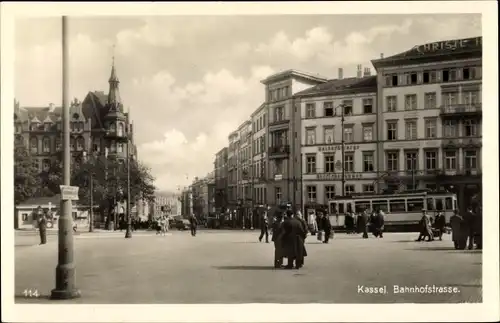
(346, 209, 385, 239)
(450, 207, 482, 250)
(271, 208, 308, 269)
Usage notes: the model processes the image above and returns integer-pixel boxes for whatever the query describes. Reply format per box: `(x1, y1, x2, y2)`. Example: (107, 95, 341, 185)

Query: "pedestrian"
(271, 213, 284, 268)
(415, 209, 433, 241)
(155, 217, 162, 235)
(189, 214, 198, 237)
(258, 210, 269, 243)
(359, 209, 370, 239)
(321, 212, 332, 243)
(463, 207, 476, 250)
(433, 211, 446, 241)
(37, 207, 47, 245)
(281, 210, 307, 269)
(372, 209, 385, 238)
(307, 211, 318, 235)
(450, 209, 463, 249)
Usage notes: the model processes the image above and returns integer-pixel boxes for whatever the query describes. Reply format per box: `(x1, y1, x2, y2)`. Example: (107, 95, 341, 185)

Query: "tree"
(14, 143, 40, 205)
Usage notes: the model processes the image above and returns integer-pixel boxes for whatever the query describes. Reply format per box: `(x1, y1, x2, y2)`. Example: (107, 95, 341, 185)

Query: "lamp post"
(50, 16, 80, 300)
(125, 126, 132, 238)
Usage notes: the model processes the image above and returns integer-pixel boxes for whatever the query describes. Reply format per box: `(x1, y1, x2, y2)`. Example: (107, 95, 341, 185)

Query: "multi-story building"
(227, 131, 240, 211)
(214, 147, 228, 212)
(262, 70, 327, 209)
(237, 120, 253, 225)
(296, 66, 378, 209)
(14, 60, 138, 225)
(250, 104, 268, 207)
(371, 36, 482, 211)
(191, 173, 216, 217)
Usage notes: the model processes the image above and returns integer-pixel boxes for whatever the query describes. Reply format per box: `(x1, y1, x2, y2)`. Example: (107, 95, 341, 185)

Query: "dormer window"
(30, 123, 38, 131)
(30, 137, 38, 154)
(109, 123, 116, 133)
(44, 123, 51, 131)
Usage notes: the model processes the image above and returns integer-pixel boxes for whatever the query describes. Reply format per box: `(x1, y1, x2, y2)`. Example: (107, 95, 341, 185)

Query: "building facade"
(250, 104, 268, 207)
(237, 121, 253, 226)
(262, 70, 327, 209)
(227, 131, 240, 212)
(296, 68, 378, 209)
(371, 36, 482, 212)
(214, 147, 228, 213)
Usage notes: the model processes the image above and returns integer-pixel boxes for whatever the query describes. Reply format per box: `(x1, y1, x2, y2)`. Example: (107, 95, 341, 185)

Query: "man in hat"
(416, 209, 433, 241)
(36, 206, 47, 245)
(281, 210, 307, 269)
(433, 211, 446, 241)
(358, 209, 370, 239)
(450, 209, 463, 249)
(271, 212, 284, 268)
(320, 211, 332, 243)
(259, 207, 269, 243)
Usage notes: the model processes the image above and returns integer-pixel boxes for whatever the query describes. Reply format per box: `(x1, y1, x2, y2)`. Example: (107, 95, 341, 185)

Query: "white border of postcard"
(1, 1, 499, 322)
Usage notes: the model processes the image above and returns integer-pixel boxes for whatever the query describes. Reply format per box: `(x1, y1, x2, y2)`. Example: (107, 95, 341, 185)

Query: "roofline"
(237, 120, 251, 131)
(294, 86, 378, 99)
(250, 103, 266, 117)
(260, 69, 328, 85)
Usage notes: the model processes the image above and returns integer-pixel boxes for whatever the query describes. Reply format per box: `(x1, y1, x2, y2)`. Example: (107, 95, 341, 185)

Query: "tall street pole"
(125, 133, 132, 238)
(89, 171, 94, 232)
(51, 16, 81, 300)
(340, 105, 346, 196)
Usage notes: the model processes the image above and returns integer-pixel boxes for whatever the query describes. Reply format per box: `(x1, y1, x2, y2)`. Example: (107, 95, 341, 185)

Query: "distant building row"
(214, 36, 483, 216)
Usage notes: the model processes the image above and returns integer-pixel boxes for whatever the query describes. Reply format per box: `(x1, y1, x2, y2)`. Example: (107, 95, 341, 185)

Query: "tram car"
(327, 190, 458, 231)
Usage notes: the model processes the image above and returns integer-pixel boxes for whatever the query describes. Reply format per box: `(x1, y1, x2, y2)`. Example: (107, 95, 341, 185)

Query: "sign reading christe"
(318, 145, 360, 152)
(414, 37, 482, 53)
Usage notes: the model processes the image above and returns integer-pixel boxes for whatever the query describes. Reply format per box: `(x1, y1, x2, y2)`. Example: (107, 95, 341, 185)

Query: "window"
(363, 98, 373, 114)
(275, 187, 282, 204)
(386, 151, 399, 171)
(424, 119, 437, 138)
(42, 137, 50, 153)
(464, 119, 478, 137)
(410, 73, 418, 84)
(464, 150, 478, 170)
(390, 199, 406, 212)
(44, 123, 51, 131)
(387, 122, 397, 140)
(77, 137, 84, 151)
(424, 92, 437, 109)
(109, 123, 116, 133)
(117, 143, 123, 153)
(70, 138, 76, 151)
(362, 184, 375, 193)
(442, 70, 450, 82)
(325, 185, 336, 201)
(425, 151, 437, 171)
(392, 74, 398, 86)
(307, 186, 317, 203)
(324, 127, 334, 144)
(343, 100, 353, 115)
(274, 106, 284, 122)
(30, 123, 39, 131)
(362, 125, 373, 142)
(42, 159, 51, 171)
(344, 153, 354, 172)
(306, 128, 316, 145)
(444, 150, 457, 170)
(405, 152, 418, 172)
(462, 91, 480, 106)
(386, 96, 397, 112)
(324, 102, 334, 117)
(407, 198, 424, 211)
(343, 126, 353, 143)
(443, 92, 458, 107)
(306, 103, 316, 118)
(404, 94, 417, 110)
(423, 71, 430, 84)
(345, 185, 355, 196)
(462, 67, 477, 80)
(405, 120, 417, 140)
(325, 155, 335, 173)
(363, 152, 374, 172)
(306, 155, 316, 174)
(443, 120, 458, 137)
(56, 138, 62, 151)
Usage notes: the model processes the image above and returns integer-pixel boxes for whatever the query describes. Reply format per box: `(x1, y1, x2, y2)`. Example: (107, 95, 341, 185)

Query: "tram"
(327, 190, 458, 230)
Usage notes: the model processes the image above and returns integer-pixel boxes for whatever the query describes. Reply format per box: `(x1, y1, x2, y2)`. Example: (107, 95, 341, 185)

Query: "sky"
(14, 14, 481, 193)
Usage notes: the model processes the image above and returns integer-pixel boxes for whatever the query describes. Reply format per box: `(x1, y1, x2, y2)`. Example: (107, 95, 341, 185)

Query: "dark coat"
(321, 216, 332, 232)
(450, 214, 463, 242)
(281, 217, 307, 259)
(434, 214, 446, 230)
(358, 213, 369, 229)
(38, 216, 47, 231)
(189, 216, 198, 227)
(296, 217, 308, 238)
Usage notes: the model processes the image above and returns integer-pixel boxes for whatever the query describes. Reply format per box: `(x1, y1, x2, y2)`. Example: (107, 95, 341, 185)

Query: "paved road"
(14, 230, 482, 303)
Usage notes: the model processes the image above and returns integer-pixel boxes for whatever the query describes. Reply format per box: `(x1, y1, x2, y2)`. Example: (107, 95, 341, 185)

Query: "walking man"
(189, 214, 198, 237)
(320, 211, 332, 243)
(416, 209, 433, 241)
(259, 209, 269, 243)
(37, 206, 47, 245)
(450, 209, 463, 249)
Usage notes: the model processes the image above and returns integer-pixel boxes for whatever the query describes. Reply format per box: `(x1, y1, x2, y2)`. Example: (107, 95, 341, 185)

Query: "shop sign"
(318, 145, 360, 152)
(317, 173, 363, 180)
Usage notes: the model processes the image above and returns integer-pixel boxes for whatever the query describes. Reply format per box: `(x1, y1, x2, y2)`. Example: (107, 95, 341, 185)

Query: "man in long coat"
(37, 207, 47, 245)
(259, 209, 269, 243)
(271, 213, 284, 268)
(372, 209, 385, 238)
(463, 207, 476, 250)
(433, 211, 446, 241)
(358, 209, 370, 239)
(450, 210, 463, 249)
(281, 211, 307, 269)
(416, 209, 433, 241)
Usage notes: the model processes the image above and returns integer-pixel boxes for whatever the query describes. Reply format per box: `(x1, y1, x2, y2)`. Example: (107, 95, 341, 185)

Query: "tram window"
(407, 198, 424, 211)
(426, 198, 435, 211)
(355, 201, 370, 213)
(338, 203, 345, 214)
(445, 197, 453, 210)
(389, 199, 406, 212)
(330, 203, 337, 214)
(372, 200, 389, 212)
(453, 199, 457, 210)
(346, 203, 353, 213)
(435, 198, 444, 211)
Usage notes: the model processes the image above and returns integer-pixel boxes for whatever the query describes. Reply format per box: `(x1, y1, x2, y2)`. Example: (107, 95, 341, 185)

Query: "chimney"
(338, 68, 343, 80)
(356, 64, 362, 78)
(363, 67, 371, 77)
(380, 53, 384, 59)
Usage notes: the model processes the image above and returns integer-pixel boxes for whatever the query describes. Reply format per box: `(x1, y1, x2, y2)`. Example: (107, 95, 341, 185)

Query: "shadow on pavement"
(213, 265, 276, 271)
(446, 250, 482, 254)
(406, 246, 458, 251)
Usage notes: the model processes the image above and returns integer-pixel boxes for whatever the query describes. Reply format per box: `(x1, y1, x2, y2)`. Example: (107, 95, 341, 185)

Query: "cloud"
(116, 21, 175, 56)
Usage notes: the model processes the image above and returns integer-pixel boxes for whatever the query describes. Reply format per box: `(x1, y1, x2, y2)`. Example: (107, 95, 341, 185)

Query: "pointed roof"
(107, 58, 123, 112)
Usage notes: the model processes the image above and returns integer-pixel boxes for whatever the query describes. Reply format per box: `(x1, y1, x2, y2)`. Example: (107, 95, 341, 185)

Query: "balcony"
(268, 145, 290, 159)
(440, 104, 482, 118)
(104, 129, 128, 141)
